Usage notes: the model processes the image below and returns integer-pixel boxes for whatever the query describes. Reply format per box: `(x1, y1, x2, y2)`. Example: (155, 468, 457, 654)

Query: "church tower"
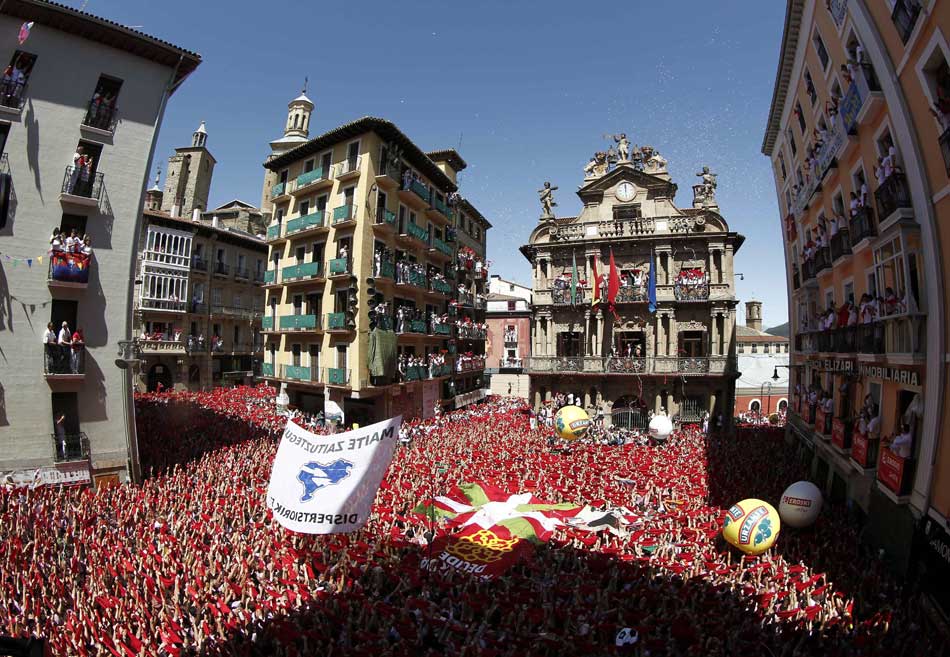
(261, 84, 314, 212)
(745, 300, 763, 332)
(161, 121, 217, 218)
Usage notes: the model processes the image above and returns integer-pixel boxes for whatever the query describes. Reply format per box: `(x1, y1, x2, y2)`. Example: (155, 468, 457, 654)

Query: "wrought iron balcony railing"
(851, 206, 877, 244)
(61, 166, 104, 201)
(874, 173, 912, 223)
(526, 355, 735, 375)
(51, 431, 89, 463)
(830, 229, 852, 261)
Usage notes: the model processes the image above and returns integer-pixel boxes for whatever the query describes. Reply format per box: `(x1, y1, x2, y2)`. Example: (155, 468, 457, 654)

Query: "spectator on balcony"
(867, 404, 881, 441)
(840, 63, 853, 86)
(883, 287, 900, 315)
(858, 293, 876, 324)
(69, 328, 84, 374)
(80, 235, 93, 256)
(54, 412, 67, 459)
(68, 146, 94, 195)
(888, 423, 913, 459)
(338, 244, 348, 265)
(57, 321, 72, 367)
(43, 322, 57, 372)
(63, 228, 80, 253)
(826, 92, 840, 118)
(849, 191, 863, 218)
(1, 56, 27, 105)
(49, 228, 64, 253)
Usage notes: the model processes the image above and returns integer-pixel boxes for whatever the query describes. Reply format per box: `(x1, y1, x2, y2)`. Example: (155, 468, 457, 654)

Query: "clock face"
(615, 182, 636, 202)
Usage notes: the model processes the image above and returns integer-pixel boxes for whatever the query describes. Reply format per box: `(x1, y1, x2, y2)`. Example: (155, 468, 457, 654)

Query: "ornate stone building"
(521, 137, 743, 428)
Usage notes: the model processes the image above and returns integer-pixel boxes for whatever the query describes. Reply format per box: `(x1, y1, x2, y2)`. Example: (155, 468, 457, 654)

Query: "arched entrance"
(147, 363, 172, 392)
(612, 395, 649, 430)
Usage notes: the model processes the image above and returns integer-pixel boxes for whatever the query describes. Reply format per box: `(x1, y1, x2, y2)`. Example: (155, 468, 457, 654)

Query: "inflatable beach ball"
(554, 405, 590, 441)
(778, 481, 823, 528)
(722, 499, 781, 555)
(648, 415, 673, 441)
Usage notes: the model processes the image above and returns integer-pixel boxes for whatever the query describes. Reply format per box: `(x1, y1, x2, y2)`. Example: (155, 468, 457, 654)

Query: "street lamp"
(116, 338, 143, 483)
(760, 381, 773, 419)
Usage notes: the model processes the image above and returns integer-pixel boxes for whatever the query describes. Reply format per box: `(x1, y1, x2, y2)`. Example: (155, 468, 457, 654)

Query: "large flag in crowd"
(267, 416, 401, 534)
(415, 483, 583, 579)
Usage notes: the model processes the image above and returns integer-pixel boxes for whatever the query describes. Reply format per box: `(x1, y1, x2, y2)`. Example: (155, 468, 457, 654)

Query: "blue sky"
(82, 0, 787, 327)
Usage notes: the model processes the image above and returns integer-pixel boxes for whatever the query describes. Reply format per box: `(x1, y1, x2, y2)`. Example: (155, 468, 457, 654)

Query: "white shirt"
(58, 328, 71, 344)
(867, 416, 881, 439)
(891, 433, 912, 459)
(43, 328, 56, 344)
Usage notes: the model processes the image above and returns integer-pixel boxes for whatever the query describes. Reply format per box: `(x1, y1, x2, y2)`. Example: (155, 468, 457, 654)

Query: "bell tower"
(161, 121, 216, 218)
(745, 300, 763, 332)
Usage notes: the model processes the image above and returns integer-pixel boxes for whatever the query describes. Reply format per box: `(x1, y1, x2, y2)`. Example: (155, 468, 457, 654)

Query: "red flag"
(607, 249, 620, 314)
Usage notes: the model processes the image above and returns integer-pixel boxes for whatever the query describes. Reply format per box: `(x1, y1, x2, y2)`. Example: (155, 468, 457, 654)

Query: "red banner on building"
(877, 448, 906, 494)
(852, 432, 870, 467)
(831, 418, 849, 449)
(815, 408, 826, 435)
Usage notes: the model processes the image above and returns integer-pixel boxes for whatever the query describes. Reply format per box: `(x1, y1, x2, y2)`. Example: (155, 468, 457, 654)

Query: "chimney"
(192, 208, 202, 223)
(745, 300, 763, 332)
(171, 200, 182, 218)
(211, 214, 220, 229)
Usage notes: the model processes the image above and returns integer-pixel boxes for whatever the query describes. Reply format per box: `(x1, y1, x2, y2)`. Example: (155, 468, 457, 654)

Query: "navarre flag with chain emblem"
(415, 483, 582, 579)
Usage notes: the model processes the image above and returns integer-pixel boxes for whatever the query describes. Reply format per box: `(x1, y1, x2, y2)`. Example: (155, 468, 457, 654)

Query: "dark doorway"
(147, 363, 173, 392)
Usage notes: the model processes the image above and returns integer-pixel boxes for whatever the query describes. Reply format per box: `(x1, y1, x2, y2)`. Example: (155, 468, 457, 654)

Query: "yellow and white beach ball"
(554, 405, 590, 441)
(722, 498, 781, 555)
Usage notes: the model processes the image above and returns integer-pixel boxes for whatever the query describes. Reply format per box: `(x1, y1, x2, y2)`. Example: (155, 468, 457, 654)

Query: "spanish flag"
(591, 255, 603, 307)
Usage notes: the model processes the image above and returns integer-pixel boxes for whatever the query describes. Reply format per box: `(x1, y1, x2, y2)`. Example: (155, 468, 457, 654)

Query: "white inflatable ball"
(648, 415, 673, 441)
(778, 481, 823, 528)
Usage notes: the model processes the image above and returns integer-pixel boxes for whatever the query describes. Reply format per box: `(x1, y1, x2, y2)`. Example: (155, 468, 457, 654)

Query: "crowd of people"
(456, 246, 487, 277)
(397, 351, 449, 380)
(673, 269, 709, 301)
(395, 260, 428, 287)
(0, 385, 945, 656)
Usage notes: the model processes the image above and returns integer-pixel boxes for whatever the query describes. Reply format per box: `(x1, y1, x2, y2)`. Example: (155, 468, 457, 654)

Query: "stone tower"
(144, 168, 163, 212)
(745, 300, 763, 332)
(261, 85, 314, 212)
(161, 121, 216, 218)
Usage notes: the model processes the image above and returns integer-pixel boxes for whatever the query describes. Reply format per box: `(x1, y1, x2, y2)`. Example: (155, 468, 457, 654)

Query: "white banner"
(1, 466, 91, 489)
(266, 416, 401, 534)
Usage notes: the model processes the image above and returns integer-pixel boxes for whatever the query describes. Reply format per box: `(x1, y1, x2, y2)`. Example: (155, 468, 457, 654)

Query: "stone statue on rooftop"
(697, 166, 717, 198)
(538, 181, 558, 218)
(612, 133, 630, 162)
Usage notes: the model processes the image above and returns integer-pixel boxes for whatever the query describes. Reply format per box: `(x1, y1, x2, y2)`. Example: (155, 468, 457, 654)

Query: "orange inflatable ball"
(722, 498, 781, 555)
(554, 405, 590, 441)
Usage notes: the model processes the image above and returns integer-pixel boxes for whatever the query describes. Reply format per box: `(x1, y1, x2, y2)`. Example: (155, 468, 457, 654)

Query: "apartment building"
(761, 0, 950, 603)
(0, 0, 199, 485)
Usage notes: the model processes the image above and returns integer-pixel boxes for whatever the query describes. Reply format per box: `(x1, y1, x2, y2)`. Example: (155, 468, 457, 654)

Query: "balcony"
(281, 364, 319, 383)
(828, 0, 848, 28)
(374, 208, 398, 230)
(851, 431, 880, 470)
(328, 257, 351, 277)
(234, 267, 250, 281)
(51, 432, 90, 463)
(48, 252, 91, 288)
(332, 204, 356, 225)
(878, 448, 913, 498)
(840, 63, 882, 134)
(213, 262, 231, 278)
(286, 210, 327, 237)
(397, 319, 428, 335)
(857, 322, 885, 354)
(375, 259, 395, 280)
(266, 224, 284, 242)
(433, 323, 453, 336)
(139, 337, 186, 354)
(326, 367, 350, 386)
(616, 285, 647, 303)
(832, 417, 853, 451)
(673, 282, 710, 302)
(261, 362, 274, 377)
(431, 236, 454, 257)
(850, 206, 877, 248)
(403, 365, 429, 382)
(456, 357, 486, 373)
(397, 268, 428, 290)
(192, 257, 209, 272)
(813, 246, 832, 275)
(44, 347, 85, 380)
(278, 314, 321, 332)
(254, 270, 266, 284)
(82, 99, 118, 133)
(503, 330, 518, 344)
(60, 166, 103, 207)
(874, 173, 912, 230)
(499, 357, 523, 370)
(801, 259, 816, 284)
(0, 78, 27, 111)
(891, 0, 921, 43)
(403, 221, 429, 245)
(327, 312, 353, 332)
(431, 197, 451, 221)
(793, 271, 800, 291)
(410, 179, 431, 204)
(281, 261, 323, 283)
(884, 313, 924, 359)
(526, 355, 735, 376)
(552, 287, 584, 305)
(457, 325, 487, 340)
(939, 128, 950, 177)
(430, 277, 453, 296)
(263, 270, 276, 284)
(830, 229, 852, 262)
(335, 155, 362, 180)
(262, 316, 274, 330)
(271, 181, 287, 199)
(832, 326, 857, 353)
(293, 167, 331, 194)
(140, 298, 186, 312)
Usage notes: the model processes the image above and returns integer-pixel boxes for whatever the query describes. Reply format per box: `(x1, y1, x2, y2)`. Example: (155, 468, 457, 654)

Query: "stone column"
(710, 313, 719, 356)
(596, 312, 604, 356)
(547, 318, 555, 356)
(667, 313, 677, 356)
(585, 310, 592, 356)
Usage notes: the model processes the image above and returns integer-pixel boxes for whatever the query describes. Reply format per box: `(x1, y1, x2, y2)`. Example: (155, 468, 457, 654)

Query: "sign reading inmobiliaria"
(415, 483, 583, 580)
(266, 416, 401, 534)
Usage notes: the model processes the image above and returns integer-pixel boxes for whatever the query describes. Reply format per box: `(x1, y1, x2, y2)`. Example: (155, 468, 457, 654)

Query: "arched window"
(748, 399, 761, 413)
(778, 399, 788, 413)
